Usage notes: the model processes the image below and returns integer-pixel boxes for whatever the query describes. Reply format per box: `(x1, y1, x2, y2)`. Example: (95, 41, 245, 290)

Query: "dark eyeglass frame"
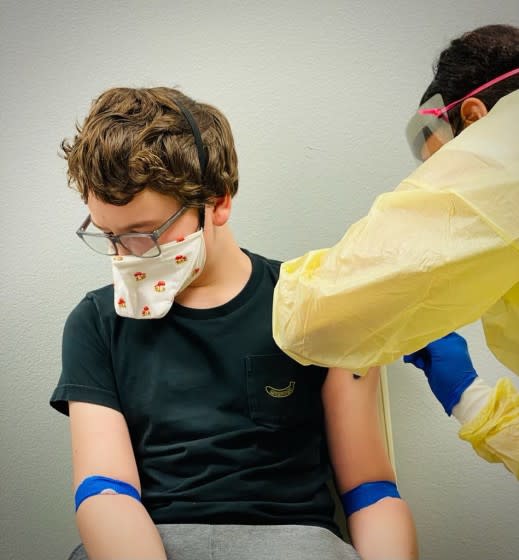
(76, 206, 190, 258)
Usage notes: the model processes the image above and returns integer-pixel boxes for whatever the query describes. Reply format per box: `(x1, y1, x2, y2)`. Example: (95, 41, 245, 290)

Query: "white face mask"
(111, 229, 206, 319)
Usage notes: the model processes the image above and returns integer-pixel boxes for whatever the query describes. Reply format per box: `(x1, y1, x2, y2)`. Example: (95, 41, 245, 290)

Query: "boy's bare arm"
(69, 401, 167, 560)
(322, 367, 418, 559)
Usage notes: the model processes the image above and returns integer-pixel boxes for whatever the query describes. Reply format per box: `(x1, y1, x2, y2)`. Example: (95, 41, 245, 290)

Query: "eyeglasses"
(76, 206, 188, 258)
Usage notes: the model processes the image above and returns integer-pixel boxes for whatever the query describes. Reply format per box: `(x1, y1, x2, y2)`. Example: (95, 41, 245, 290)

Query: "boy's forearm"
(76, 494, 167, 559)
(348, 497, 418, 560)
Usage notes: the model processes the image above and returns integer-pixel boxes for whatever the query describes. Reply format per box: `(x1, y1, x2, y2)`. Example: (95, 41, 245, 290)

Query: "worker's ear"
(460, 97, 488, 129)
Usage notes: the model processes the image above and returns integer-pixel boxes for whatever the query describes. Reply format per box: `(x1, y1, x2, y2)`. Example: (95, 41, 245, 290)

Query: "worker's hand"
(403, 332, 478, 415)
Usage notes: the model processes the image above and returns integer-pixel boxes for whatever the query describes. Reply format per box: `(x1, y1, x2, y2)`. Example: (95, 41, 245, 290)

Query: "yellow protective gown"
(272, 90, 519, 477)
(273, 89, 519, 374)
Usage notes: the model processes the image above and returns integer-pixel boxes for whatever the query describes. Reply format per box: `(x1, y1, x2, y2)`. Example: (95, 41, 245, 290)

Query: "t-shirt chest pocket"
(245, 353, 325, 429)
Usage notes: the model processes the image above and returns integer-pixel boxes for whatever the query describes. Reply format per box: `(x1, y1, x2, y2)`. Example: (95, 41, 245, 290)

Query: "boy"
(50, 87, 417, 559)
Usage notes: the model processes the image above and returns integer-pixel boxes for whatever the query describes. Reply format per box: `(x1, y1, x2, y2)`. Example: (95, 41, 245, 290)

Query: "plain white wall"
(1, 2, 518, 559)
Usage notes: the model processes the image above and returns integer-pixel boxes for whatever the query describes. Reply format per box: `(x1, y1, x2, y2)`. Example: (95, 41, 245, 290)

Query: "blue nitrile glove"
(403, 332, 478, 415)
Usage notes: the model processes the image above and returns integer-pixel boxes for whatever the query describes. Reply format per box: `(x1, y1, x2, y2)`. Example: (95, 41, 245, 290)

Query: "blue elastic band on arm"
(75, 475, 141, 511)
(341, 480, 400, 517)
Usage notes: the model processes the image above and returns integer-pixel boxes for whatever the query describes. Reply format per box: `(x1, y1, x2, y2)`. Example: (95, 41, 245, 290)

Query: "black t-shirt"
(50, 250, 338, 534)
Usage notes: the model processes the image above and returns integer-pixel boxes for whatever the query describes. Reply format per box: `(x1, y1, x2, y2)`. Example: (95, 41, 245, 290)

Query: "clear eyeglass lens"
(80, 221, 161, 257)
(81, 234, 117, 256)
(119, 235, 160, 257)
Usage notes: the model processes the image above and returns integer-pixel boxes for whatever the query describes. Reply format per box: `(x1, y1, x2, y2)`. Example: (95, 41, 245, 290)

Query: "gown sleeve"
(459, 377, 519, 479)
(273, 91, 519, 374)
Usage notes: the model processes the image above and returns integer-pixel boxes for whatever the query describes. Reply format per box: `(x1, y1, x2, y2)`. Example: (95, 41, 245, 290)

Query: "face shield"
(406, 67, 519, 162)
(405, 93, 454, 161)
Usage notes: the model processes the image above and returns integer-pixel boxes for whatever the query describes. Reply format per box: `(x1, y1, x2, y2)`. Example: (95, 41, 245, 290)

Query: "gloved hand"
(403, 332, 478, 415)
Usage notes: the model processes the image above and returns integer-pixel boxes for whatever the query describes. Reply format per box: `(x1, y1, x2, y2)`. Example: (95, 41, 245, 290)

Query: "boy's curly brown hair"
(62, 87, 239, 207)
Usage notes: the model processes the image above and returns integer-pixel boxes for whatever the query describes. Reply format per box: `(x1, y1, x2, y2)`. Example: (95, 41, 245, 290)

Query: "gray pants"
(68, 524, 361, 559)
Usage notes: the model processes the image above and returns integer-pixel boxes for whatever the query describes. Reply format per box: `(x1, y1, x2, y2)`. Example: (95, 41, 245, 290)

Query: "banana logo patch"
(265, 381, 296, 398)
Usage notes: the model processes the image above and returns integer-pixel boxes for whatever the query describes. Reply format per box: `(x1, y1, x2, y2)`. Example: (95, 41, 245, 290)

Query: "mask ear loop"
(175, 101, 208, 229)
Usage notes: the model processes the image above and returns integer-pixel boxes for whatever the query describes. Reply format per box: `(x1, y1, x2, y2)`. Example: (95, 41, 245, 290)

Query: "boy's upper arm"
(69, 401, 140, 493)
(322, 367, 395, 494)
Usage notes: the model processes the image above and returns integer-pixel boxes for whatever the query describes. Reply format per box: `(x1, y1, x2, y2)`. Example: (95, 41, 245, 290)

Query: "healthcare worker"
(273, 24, 519, 477)
(403, 25, 519, 480)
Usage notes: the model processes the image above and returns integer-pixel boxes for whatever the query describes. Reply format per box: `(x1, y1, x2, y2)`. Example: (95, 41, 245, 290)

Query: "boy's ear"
(210, 194, 232, 226)
(460, 97, 488, 128)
